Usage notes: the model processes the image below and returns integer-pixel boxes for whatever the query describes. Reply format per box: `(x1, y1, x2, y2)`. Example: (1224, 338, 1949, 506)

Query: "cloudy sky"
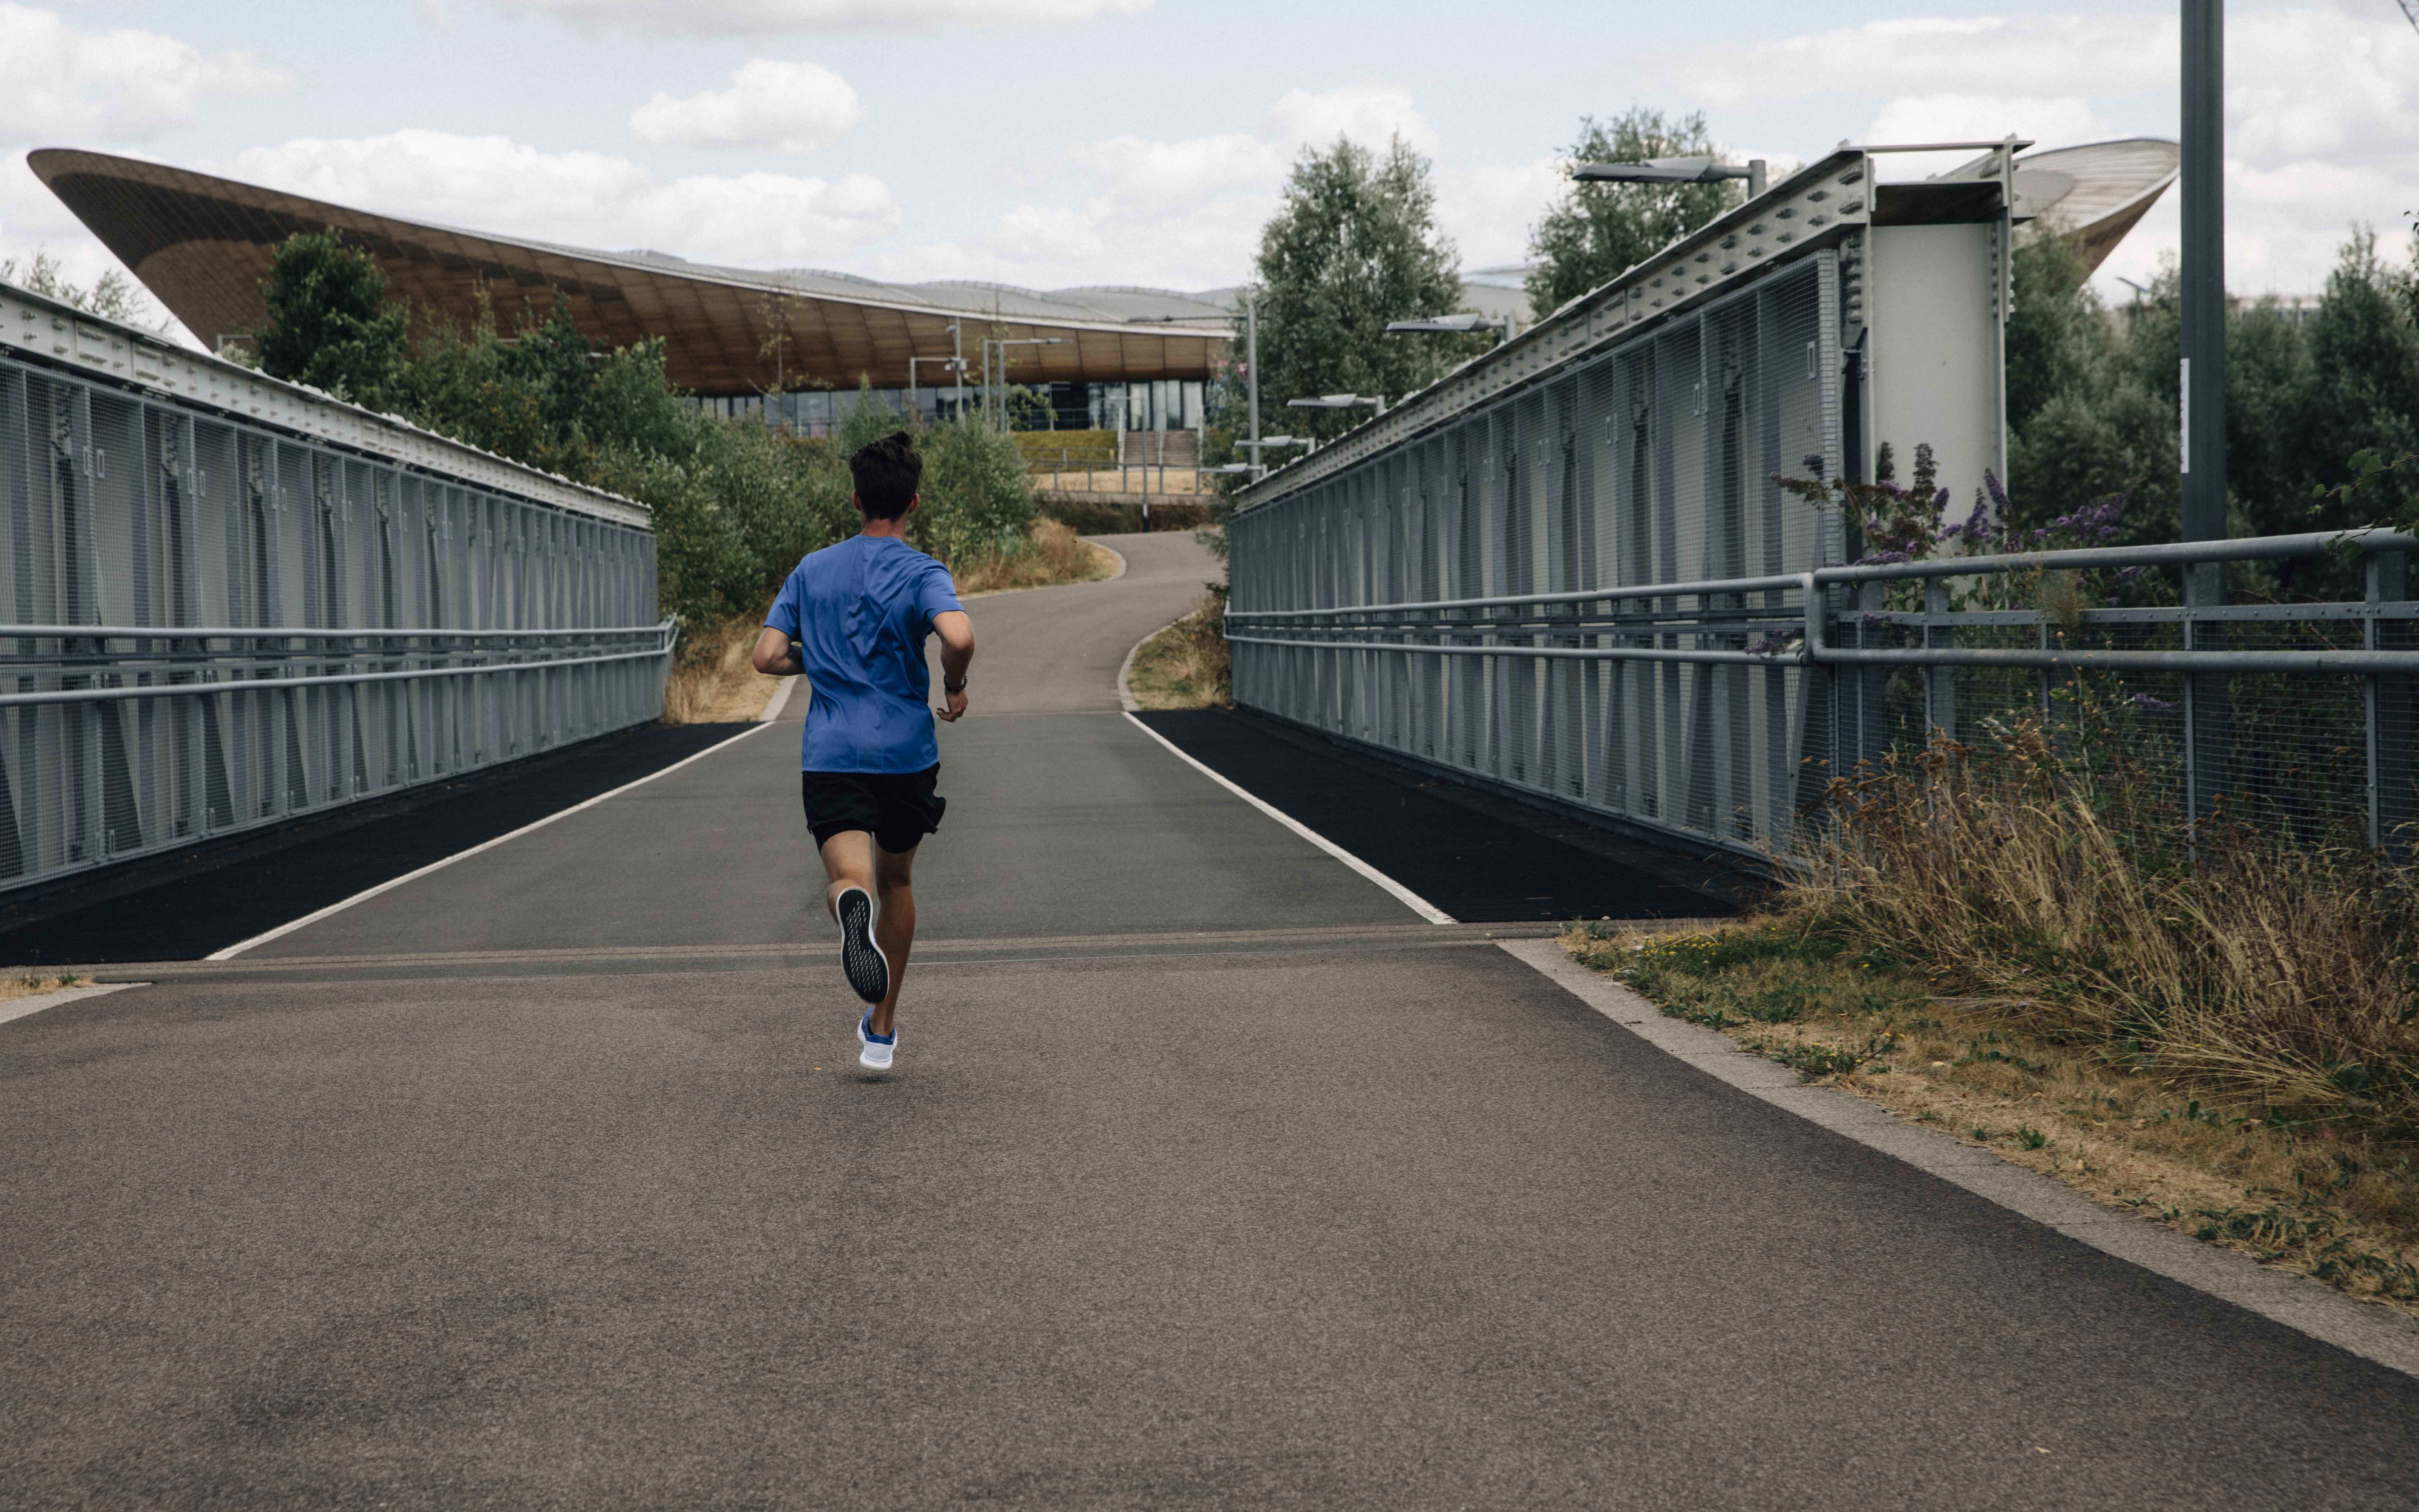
(4, 0, 2415, 346)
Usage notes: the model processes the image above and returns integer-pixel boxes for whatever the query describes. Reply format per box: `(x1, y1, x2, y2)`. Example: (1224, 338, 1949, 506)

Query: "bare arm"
(751, 626, 802, 677)
(932, 610, 974, 722)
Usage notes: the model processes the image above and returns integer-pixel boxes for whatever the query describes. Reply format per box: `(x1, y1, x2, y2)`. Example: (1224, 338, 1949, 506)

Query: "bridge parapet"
(0, 281, 668, 894)
(1226, 142, 2416, 856)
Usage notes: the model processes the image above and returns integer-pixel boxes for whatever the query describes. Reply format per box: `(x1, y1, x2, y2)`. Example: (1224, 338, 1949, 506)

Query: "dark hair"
(850, 430, 923, 519)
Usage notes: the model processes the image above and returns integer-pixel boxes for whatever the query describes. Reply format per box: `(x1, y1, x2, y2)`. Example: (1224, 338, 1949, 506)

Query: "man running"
(753, 430, 975, 1074)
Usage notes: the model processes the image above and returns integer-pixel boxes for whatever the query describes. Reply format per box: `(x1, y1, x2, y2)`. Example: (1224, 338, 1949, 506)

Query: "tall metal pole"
(1245, 292, 1262, 476)
(2180, 0, 2226, 544)
(2180, 0, 2230, 827)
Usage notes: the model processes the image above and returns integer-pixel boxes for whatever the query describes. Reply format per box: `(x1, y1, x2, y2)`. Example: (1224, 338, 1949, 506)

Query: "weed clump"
(1787, 721, 2419, 1135)
(1127, 586, 1232, 710)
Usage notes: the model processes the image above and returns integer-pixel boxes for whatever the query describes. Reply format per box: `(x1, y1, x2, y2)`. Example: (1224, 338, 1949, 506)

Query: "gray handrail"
(1230, 559, 2419, 673)
(1224, 529, 2419, 621)
(0, 641, 674, 708)
(0, 620, 672, 641)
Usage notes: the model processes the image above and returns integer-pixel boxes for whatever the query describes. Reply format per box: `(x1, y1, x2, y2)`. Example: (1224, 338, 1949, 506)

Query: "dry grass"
(1793, 722, 2419, 1132)
(1126, 587, 1230, 710)
(1565, 922, 2419, 1314)
(663, 521, 1118, 725)
(0, 973, 86, 1001)
(664, 607, 783, 725)
(953, 518, 1120, 595)
(1559, 712, 2419, 1312)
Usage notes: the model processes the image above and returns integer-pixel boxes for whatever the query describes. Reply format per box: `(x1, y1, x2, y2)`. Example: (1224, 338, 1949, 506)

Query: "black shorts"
(801, 766, 946, 854)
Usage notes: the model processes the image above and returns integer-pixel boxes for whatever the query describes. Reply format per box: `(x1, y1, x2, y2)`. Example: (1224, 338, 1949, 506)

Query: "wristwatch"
(943, 676, 968, 694)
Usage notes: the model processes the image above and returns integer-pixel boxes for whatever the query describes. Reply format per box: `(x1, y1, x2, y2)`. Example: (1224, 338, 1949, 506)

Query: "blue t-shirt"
(765, 534, 963, 773)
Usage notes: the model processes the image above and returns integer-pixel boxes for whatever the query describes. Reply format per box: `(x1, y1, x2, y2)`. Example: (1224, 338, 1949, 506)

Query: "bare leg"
(817, 831, 917, 1037)
(820, 830, 875, 917)
(869, 844, 917, 1038)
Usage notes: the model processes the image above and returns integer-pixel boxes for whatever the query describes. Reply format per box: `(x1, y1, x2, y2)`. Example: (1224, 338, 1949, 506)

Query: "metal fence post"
(1923, 577, 1955, 740)
(2184, 560, 2230, 825)
(2368, 547, 2413, 856)
(1857, 578, 1889, 771)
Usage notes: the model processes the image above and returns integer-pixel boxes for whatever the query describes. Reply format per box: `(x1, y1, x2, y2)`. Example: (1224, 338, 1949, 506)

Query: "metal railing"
(1227, 530, 2419, 859)
(0, 282, 667, 894)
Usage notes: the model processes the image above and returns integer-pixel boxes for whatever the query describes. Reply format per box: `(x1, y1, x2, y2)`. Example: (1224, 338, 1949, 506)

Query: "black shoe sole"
(835, 887, 889, 1005)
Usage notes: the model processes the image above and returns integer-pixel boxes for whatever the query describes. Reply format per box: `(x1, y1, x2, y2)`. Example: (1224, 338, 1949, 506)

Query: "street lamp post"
(2180, 0, 2229, 827)
(948, 321, 964, 421)
(907, 355, 963, 424)
(1572, 154, 1768, 200)
(1286, 394, 1384, 442)
(979, 338, 1066, 430)
(2181, 0, 2225, 547)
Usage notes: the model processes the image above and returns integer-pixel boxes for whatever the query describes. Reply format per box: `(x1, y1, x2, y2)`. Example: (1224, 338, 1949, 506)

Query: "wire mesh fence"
(0, 351, 667, 895)
(1230, 537, 2419, 861)
(1227, 248, 2419, 864)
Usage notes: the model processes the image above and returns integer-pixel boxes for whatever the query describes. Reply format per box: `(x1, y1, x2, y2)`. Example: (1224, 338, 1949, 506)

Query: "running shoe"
(857, 1011, 896, 1073)
(833, 885, 888, 1006)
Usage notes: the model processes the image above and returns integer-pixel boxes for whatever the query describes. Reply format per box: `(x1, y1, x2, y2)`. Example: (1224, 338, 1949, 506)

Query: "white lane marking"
(206, 722, 780, 961)
(1113, 622, 1159, 713)
(0, 980, 146, 1028)
(1120, 710, 1454, 925)
(758, 674, 798, 723)
(1499, 937, 2419, 1382)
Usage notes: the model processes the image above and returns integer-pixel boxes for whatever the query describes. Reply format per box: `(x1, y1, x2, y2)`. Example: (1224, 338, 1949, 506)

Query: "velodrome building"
(26, 148, 1234, 436)
(27, 139, 2175, 437)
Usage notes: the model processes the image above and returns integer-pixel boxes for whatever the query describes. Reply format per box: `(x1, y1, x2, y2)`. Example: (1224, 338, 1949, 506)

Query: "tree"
(1524, 109, 1740, 317)
(1, 250, 170, 331)
(2290, 227, 2419, 530)
(257, 230, 409, 409)
(1252, 135, 1463, 442)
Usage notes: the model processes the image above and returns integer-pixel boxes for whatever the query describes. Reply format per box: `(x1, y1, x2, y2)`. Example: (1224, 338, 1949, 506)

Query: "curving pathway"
(2, 531, 2415, 1511)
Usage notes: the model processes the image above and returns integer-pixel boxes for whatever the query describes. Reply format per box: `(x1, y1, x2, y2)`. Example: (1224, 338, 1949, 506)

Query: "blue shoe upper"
(858, 1012, 896, 1046)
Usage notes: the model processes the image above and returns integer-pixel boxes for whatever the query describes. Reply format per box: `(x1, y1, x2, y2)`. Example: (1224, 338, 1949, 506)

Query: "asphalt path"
(5, 530, 2417, 1509)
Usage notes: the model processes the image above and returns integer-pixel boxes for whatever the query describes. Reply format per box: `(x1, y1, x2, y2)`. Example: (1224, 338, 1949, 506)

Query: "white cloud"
(482, 0, 1149, 34)
(874, 83, 1554, 292)
(1269, 83, 1441, 159)
(628, 58, 866, 153)
(1665, 6, 2419, 294)
(1063, 132, 1275, 216)
(1662, 15, 2176, 111)
(222, 130, 901, 265)
(1437, 160, 1565, 270)
(1865, 95, 2112, 155)
(0, 2, 290, 142)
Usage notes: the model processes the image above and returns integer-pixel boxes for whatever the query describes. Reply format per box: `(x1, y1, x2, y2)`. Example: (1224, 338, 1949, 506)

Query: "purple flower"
(2127, 693, 2180, 713)
(1744, 633, 1785, 658)
(1801, 453, 1826, 474)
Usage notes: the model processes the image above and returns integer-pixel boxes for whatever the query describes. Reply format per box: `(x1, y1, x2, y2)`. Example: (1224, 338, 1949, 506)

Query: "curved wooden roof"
(1940, 137, 2180, 275)
(29, 147, 1229, 396)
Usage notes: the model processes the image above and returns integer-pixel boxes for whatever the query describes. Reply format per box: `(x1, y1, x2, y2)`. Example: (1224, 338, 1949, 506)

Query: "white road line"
(1113, 627, 1153, 713)
(206, 722, 779, 961)
(0, 980, 146, 1028)
(1120, 709, 1455, 925)
(758, 674, 798, 722)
